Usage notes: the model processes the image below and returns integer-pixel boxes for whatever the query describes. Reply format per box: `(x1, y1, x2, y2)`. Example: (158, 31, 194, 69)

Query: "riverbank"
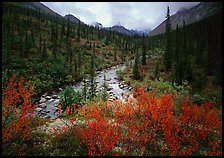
(33, 63, 133, 119)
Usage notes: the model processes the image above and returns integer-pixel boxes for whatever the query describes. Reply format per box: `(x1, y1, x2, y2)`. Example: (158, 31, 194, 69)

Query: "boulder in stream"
(107, 87, 113, 91)
(39, 103, 47, 108)
(39, 98, 46, 104)
(52, 95, 58, 99)
(35, 108, 42, 112)
(45, 96, 51, 100)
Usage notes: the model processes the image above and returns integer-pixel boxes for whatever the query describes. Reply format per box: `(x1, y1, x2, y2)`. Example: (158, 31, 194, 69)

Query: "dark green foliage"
(192, 93, 204, 105)
(76, 20, 80, 42)
(114, 47, 117, 61)
(59, 86, 75, 111)
(81, 78, 88, 102)
(164, 6, 172, 71)
(150, 8, 222, 95)
(89, 42, 97, 100)
(39, 34, 42, 55)
(154, 60, 159, 79)
(116, 69, 124, 81)
(142, 33, 146, 65)
(51, 128, 88, 156)
(66, 15, 70, 40)
(132, 51, 141, 80)
(42, 40, 48, 59)
(99, 74, 108, 102)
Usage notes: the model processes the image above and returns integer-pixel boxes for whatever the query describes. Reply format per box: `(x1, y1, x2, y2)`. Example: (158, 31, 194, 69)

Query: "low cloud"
(42, 2, 200, 31)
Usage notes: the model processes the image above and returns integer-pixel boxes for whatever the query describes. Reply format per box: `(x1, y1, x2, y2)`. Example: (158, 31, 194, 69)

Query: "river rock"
(107, 87, 113, 91)
(106, 78, 111, 81)
(44, 115, 51, 119)
(39, 98, 46, 104)
(109, 91, 113, 94)
(52, 95, 58, 99)
(52, 107, 58, 111)
(108, 96, 116, 102)
(45, 96, 51, 100)
(108, 98, 113, 102)
(39, 103, 47, 108)
(119, 84, 124, 89)
(42, 93, 47, 98)
(53, 103, 58, 107)
(35, 108, 42, 112)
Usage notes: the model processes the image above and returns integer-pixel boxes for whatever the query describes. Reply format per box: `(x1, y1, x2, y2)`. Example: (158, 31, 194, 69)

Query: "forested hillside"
(2, 2, 222, 156)
(2, 2, 135, 100)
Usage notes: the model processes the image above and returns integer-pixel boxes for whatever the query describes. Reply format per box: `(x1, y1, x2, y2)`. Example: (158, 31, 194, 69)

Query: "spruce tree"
(164, 6, 172, 71)
(142, 33, 146, 65)
(42, 40, 47, 59)
(81, 78, 88, 102)
(89, 42, 96, 100)
(39, 34, 42, 55)
(154, 60, 159, 79)
(114, 46, 117, 61)
(132, 43, 140, 80)
(101, 74, 108, 101)
(77, 19, 80, 42)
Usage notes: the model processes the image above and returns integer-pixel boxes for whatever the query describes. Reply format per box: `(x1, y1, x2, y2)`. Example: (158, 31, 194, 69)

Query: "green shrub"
(116, 69, 124, 80)
(51, 128, 88, 156)
(59, 86, 76, 110)
(193, 93, 204, 105)
(25, 132, 51, 156)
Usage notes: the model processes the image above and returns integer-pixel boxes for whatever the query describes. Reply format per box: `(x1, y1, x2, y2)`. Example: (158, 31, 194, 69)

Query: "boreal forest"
(2, 2, 222, 156)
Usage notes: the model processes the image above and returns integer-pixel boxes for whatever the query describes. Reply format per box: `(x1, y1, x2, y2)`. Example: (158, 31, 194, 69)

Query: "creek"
(34, 64, 132, 119)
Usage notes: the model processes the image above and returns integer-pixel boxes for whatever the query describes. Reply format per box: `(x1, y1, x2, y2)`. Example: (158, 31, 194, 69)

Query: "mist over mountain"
(16, 2, 221, 37)
(149, 2, 222, 36)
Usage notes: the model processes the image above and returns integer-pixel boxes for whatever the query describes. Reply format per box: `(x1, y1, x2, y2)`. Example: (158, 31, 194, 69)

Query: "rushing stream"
(34, 64, 132, 119)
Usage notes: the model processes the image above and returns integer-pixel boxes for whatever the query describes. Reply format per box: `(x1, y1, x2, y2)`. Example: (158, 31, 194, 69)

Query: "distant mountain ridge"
(149, 2, 222, 36)
(24, 2, 63, 18)
(64, 14, 84, 24)
(12, 2, 151, 36)
(100, 25, 150, 36)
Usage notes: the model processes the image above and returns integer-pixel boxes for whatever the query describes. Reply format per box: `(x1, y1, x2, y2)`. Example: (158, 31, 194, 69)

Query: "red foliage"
(2, 73, 39, 154)
(55, 85, 222, 156)
(76, 104, 122, 156)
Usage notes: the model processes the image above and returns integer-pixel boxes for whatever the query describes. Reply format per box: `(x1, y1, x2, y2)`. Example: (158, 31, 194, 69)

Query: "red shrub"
(2, 73, 39, 155)
(55, 85, 222, 156)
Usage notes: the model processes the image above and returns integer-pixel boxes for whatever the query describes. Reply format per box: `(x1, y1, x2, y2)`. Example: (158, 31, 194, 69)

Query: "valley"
(2, 2, 222, 156)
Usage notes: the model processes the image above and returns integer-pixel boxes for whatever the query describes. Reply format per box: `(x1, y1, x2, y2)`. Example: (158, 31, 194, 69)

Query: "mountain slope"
(64, 14, 85, 24)
(22, 2, 63, 18)
(149, 2, 222, 36)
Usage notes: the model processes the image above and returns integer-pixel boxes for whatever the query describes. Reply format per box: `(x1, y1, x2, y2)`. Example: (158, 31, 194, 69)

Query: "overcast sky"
(41, 2, 200, 31)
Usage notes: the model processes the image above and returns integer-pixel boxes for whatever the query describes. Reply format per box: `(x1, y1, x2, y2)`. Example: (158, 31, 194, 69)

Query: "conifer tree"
(142, 33, 146, 65)
(66, 15, 70, 40)
(77, 19, 80, 42)
(81, 78, 88, 102)
(164, 6, 172, 71)
(132, 43, 140, 80)
(101, 74, 108, 101)
(42, 40, 47, 59)
(89, 42, 97, 100)
(39, 34, 42, 55)
(154, 60, 159, 79)
(114, 46, 117, 61)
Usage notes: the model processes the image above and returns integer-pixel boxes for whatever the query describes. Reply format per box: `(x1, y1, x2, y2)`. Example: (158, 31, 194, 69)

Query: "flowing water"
(34, 64, 132, 119)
